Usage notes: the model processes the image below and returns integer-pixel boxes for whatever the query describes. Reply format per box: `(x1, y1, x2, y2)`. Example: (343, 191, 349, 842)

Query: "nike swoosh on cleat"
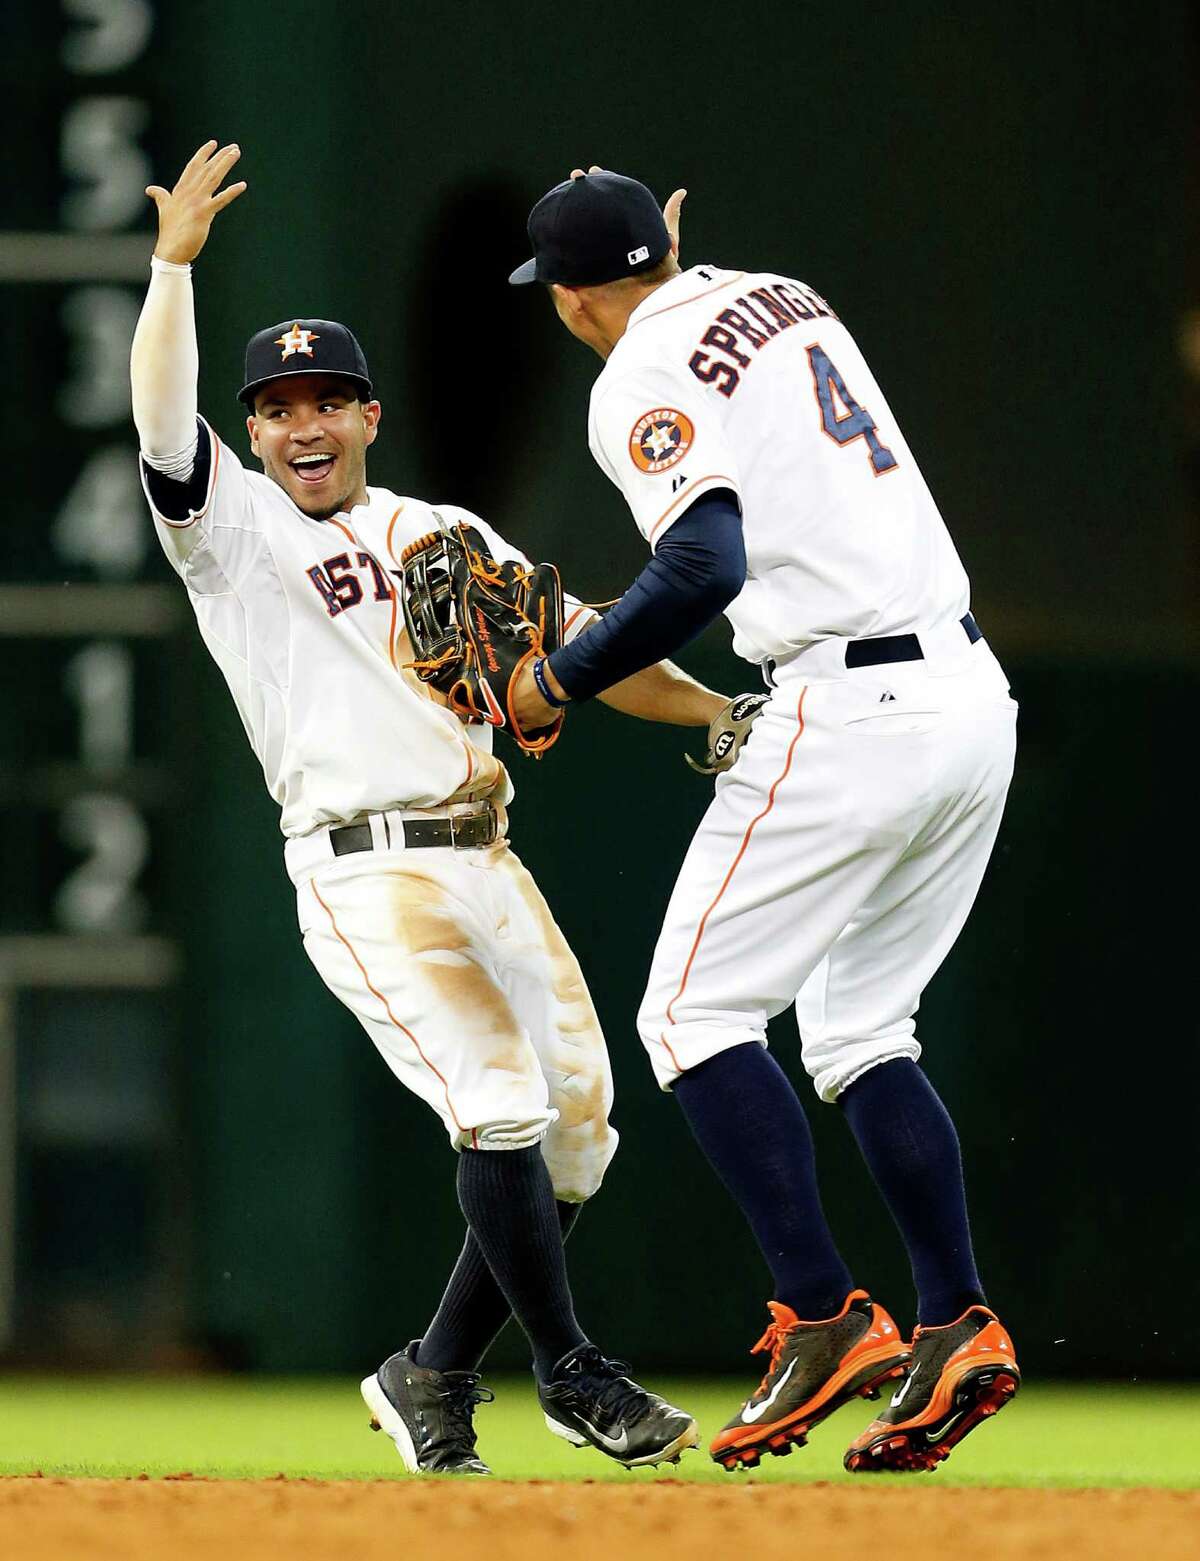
(923, 1412, 964, 1445)
(741, 1359, 797, 1423)
(575, 1416, 629, 1453)
(890, 1374, 915, 1409)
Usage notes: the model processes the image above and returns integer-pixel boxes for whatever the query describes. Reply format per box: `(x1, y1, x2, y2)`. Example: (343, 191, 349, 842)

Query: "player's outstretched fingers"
(180, 140, 219, 180)
(149, 141, 246, 265)
(569, 164, 605, 179)
(211, 179, 248, 213)
(205, 145, 245, 207)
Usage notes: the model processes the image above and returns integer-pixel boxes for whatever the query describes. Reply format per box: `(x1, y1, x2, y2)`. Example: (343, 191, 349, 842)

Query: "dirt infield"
(1, 1477, 1196, 1561)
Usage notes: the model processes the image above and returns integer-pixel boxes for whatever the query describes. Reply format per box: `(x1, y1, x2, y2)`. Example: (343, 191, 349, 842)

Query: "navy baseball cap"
(238, 318, 372, 406)
(508, 171, 670, 287)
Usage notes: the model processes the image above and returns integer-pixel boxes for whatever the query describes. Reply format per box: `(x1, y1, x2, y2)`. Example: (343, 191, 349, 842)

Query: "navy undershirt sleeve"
(140, 416, 212, 522)
(547, 489, 745, 702)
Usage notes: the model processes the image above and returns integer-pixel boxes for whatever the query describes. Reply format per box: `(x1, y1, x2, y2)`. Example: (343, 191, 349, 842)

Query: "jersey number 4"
(806, 345, 898, 475)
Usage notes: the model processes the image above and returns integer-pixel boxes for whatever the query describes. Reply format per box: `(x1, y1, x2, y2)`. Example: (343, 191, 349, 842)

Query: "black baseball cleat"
(711, 1290, 911, 1470)
(361, 1341, 494, 1475)
(844, 1305, 1020, 1473)
(538, 1343, 700, 1468)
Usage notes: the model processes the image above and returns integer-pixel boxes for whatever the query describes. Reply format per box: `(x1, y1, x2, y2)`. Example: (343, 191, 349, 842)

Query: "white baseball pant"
(639, 631, 1017, 1101)
(293, 834, 618, 1202)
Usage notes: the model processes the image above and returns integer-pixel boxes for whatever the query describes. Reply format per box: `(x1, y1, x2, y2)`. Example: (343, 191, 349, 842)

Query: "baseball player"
(508, 168, 1021, 1473)
(129, 142, 717, 1474)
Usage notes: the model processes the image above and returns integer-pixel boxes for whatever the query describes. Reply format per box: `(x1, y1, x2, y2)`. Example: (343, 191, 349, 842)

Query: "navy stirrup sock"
(839, 1058, 986, 1327)
(416, 1201, 581, 1373)
(673, 1043, 854, 1319)
(454, 1145, 587, 1382)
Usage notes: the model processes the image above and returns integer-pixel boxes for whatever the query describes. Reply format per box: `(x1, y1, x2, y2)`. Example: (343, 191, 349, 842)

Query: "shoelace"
(563, 1346, 649, 1423)
(750, 1312, 797, 1397)
(437, 1373, 495, 1445)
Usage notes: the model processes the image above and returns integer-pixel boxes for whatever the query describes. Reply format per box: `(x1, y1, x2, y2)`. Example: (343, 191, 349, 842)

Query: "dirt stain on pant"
(386, 867, 551, 1138)
(499, 852, 618, 1201)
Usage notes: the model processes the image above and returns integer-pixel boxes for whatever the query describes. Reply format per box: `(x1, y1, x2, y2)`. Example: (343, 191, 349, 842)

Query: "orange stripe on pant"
(310, 880, 467, 1135)
(659, 686, 809, 1073)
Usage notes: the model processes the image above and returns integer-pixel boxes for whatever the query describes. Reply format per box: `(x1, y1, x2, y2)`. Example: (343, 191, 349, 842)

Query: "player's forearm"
(597, 660, 727, 726)
(129, 257, 200, 462)
(547, 494, 745, 703)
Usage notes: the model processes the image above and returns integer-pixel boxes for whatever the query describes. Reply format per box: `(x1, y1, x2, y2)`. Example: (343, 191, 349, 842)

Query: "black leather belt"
(330, 805, 498, 857)
(844, 612, 981, 669)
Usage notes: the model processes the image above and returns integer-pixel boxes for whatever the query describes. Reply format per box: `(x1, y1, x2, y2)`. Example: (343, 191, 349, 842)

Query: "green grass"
(0, 1377, 1195, 1488)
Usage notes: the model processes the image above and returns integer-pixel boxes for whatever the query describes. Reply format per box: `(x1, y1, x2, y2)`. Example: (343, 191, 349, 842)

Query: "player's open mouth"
(290, 453, 337, 484)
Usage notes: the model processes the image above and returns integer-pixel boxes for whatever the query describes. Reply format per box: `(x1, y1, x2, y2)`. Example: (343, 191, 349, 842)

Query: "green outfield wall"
(6, 0, 1194, 1377)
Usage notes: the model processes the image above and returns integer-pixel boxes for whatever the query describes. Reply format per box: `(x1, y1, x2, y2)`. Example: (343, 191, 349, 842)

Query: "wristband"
(532, 657, 570, 708)
(150, 255, 192, 275)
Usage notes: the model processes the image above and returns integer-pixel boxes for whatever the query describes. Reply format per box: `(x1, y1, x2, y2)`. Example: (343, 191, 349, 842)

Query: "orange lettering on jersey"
(630, 408, 695, 474)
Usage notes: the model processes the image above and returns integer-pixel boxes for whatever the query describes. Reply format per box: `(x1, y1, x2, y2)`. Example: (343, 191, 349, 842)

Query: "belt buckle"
(450, 809, 482, 849)
(447, 804, 496, 850)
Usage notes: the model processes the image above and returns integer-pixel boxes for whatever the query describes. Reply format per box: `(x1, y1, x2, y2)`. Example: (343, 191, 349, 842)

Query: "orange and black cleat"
(844, 1304, 1019, 1474)
(710, 1289, 911, 1472)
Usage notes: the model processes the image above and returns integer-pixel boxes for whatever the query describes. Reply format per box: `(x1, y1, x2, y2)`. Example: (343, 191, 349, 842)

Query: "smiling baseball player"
(508, 168, 1021, 1473)
(129, 142, 722, 1475)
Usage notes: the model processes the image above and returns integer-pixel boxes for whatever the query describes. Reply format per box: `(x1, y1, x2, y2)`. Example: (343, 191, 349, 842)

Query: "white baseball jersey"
(141, 415, 616, 1175)
(588, 265, 971, 666)
(141, 418, 592, 838)
(583, 264, 1016, 1103)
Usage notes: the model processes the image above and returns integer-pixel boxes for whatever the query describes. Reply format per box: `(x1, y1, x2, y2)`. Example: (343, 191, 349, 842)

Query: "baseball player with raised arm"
(129, 142, 720, 1475)
(508, 168, 1021, 1473)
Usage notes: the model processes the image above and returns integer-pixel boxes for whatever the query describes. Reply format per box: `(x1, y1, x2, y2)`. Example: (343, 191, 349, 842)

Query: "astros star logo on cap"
(275, 323, 320, 361)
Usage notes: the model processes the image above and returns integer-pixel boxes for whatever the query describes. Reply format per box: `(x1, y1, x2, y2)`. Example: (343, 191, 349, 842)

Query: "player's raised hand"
(569, 164, 686, 259)
(663, 186, 686, 257)
(145, 141, 246, 265)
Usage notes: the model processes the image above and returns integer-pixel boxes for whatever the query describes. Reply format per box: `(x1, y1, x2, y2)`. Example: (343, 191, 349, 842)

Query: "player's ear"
(362, 399, 381, 445)
(246, 413, 260, 457)
(549, 282, 582, 321)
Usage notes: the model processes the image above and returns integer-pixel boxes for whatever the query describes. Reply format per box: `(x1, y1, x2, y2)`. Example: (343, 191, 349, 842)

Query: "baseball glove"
(685, 692, 771, 774)
(399, 520, 565, 757)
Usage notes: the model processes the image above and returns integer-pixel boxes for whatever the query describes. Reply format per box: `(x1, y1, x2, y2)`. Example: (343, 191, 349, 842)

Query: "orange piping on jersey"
(380, 506, 404, 667)
(628, 272, 748, 330)
(564, 606, 592, 634)
(384, 504, 407, 568)
(311, 880, 468, 1134)
(647, 475, 738, 548)
(155, 419, 222, 529)
(659, 686, 808, 1071)
(327, 509, 405, 667)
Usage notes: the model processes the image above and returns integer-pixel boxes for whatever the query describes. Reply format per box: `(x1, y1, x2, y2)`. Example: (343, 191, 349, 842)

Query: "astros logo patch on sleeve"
(629, 408, 695, 474)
